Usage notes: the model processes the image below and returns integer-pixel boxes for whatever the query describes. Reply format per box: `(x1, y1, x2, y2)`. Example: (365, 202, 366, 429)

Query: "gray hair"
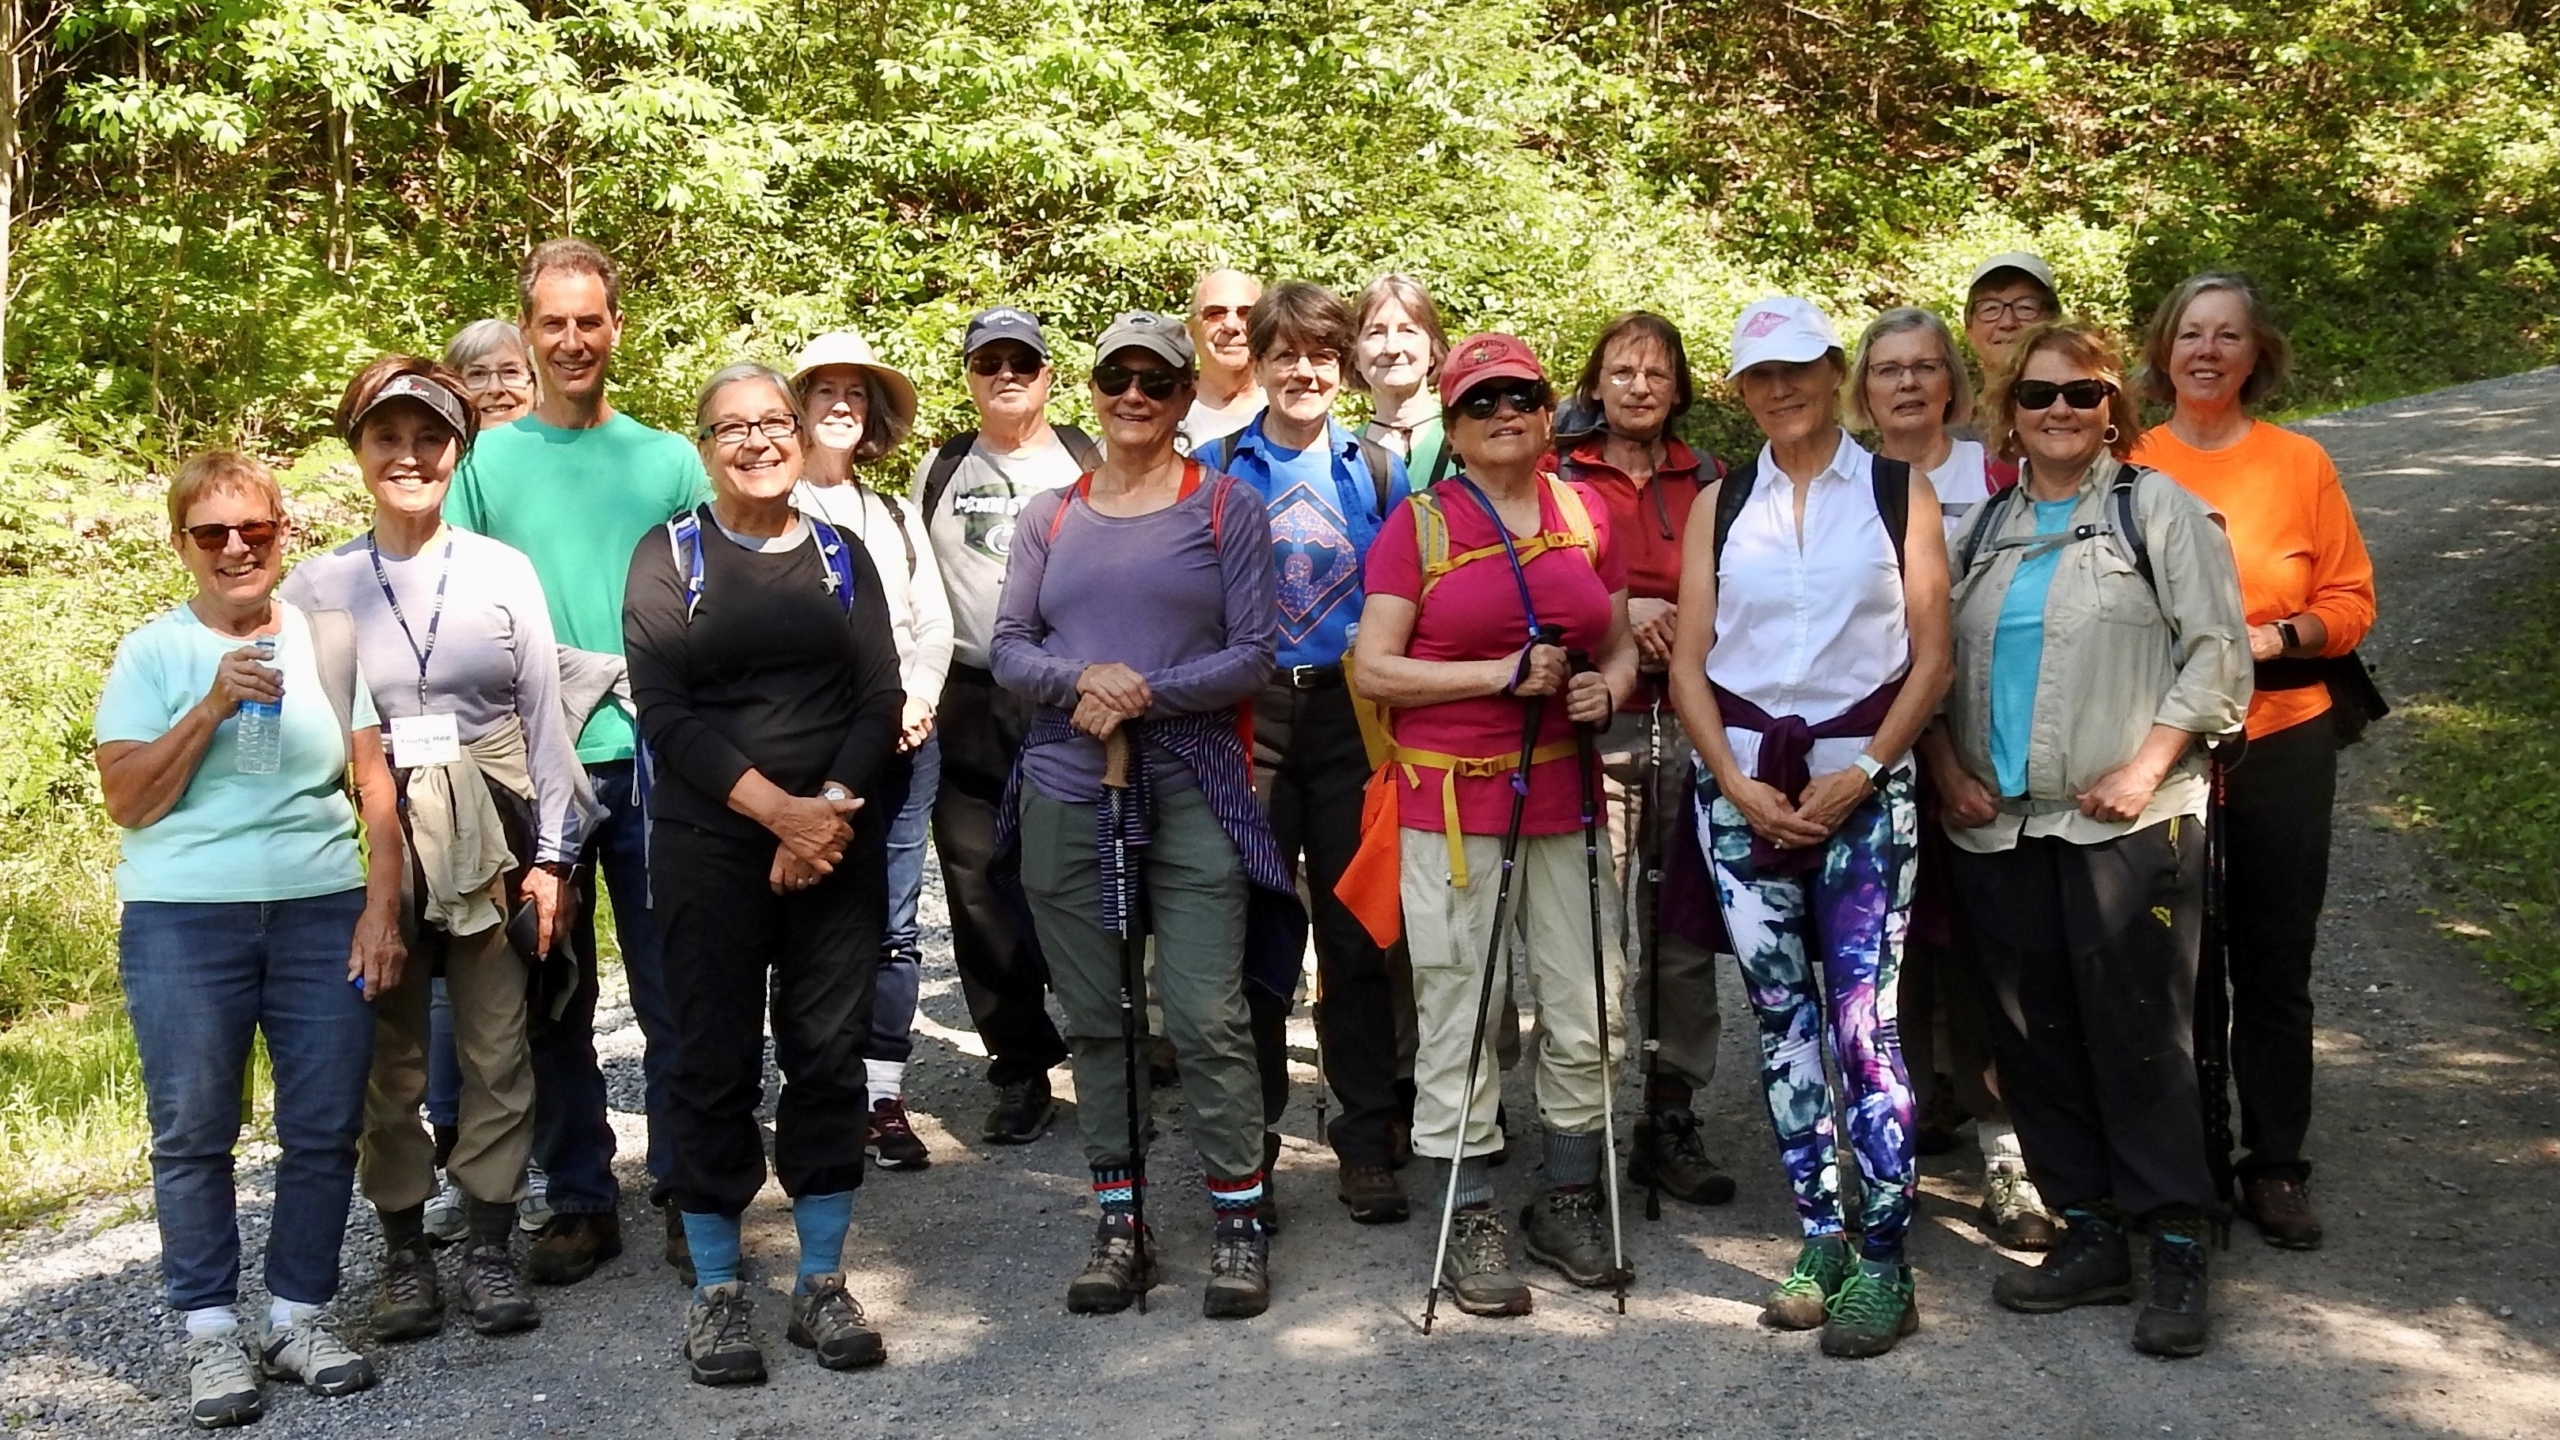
(692, 362, 805, 439)
(2136, 271, 2294, 409)
(443, 318, 530, 371)
(1845, 306, 1975, 431)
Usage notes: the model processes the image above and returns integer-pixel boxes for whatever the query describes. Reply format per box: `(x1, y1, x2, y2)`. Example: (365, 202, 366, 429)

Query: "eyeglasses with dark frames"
(184, 520, 283, 553)
(1092, 362, 1186, 401)
(2011, 378, 2117, 411)
(699, 416, 801, 447)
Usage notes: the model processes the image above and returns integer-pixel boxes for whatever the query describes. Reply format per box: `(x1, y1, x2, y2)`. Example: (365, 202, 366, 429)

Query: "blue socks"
(793, 1191, 854, 1281)
(681, 1211, 743, 1292)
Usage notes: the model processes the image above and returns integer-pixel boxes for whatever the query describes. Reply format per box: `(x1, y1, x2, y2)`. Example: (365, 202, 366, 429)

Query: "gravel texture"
(4, 371, 2557, 1437)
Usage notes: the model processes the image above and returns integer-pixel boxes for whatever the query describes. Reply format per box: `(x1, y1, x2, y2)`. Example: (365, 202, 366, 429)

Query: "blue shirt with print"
(1213, 416, 1409, 672)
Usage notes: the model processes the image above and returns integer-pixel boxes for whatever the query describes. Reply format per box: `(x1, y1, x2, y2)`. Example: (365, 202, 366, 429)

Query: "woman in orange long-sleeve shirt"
(2131, 273, 2377, 1254)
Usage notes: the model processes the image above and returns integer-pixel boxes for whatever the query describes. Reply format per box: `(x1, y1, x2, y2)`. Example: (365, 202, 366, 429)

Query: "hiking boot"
(459, 1240, 540, 1335)
(1521, 1187, 1620, 1289)
(1066, 1213, 1157, 1314)
(422, 1174, 467, 1248)
(684, 1281, 767, 1386)
(787, 1273, 886, 1369)
(980, 1076, 1058, 1146)
(525, 1211, 623, 1286)
(1628, 1110, 1737, 1206)
(256, 1315, 375, 1396)
(1821, 1257, 1919, 1358)
(516, 1162, 553, 1234)
(369, 1245, 443, 1342)
(663, 1201, 695, 1287)
(2133, 1220, 2212, 1358)
(1992, 1207, 2136, 1313)
(1762, 1235, 1853, 1330)
(1257, 1132, 1284, 1236)
(185, 1333, 262, 1429)
(1337, 1162, 1409, 1224)
(1203, 1218, 1271, 1319)
(1980, 1162, 2058, 1252)
(1440, 1207, 1532, 1317)
(867, 1096, 932, 1171)
(2239, 1175, 2324, 1250)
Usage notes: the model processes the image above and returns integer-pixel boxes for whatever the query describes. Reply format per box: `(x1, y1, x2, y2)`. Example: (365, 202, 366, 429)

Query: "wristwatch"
(1853, 754, 1886, 786)
(821, 784, 853, 805)
(2274, 619, 2301, 653)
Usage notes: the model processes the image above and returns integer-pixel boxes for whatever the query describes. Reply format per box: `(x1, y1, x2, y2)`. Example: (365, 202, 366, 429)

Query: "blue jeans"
(530, 759, 678, 1213)
(867, 737, 937, 1065)
(119, 891, 373, 1312)
(426, 978, 460, 1131)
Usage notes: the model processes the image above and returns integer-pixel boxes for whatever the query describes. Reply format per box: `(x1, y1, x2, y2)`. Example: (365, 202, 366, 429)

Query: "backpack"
(1710, 456, 1914, 573)
(918, 423, 1103, 527)
(1042, 460, 1241, 549)
(1408, 473, 1602, 603)
(1216, 429, 1400, 520)
(1950, 462, 2152, 594)
(664, 507, 862, 621)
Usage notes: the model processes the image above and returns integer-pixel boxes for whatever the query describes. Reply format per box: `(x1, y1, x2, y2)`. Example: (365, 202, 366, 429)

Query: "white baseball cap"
(1726, 297, 1843, 378)
(1966, 251, 2059, 297)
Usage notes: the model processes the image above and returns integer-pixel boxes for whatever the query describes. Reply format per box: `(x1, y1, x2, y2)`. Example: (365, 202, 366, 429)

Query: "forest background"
(1, 0, 2556, 1222)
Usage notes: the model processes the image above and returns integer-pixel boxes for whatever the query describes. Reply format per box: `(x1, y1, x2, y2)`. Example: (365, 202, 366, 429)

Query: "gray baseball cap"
(963, 306, 1049, 360)
(1093, 311, 1196, 371)
(1966, 251, 2059, 297)
(347, 371, 474, 443)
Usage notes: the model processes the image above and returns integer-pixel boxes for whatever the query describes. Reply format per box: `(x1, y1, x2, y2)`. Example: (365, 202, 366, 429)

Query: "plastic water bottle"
(235, 636, 284, 775)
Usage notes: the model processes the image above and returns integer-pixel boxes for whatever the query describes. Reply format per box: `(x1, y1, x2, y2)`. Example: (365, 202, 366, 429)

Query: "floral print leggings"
(1699, 768, 1920, 1260)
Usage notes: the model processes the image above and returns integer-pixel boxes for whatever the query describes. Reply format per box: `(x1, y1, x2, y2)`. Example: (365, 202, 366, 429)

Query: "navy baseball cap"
(963, 307, 1049, 360)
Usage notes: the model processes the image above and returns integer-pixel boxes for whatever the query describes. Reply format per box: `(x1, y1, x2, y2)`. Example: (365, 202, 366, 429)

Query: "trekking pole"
(1571, 651, 1629, 1312)
(2198, 747, 2238, 1245)
(1423, 625, 1558, 1335)
(1103, 726, 1150, 1312)
(1641, 699, 1665, 1224)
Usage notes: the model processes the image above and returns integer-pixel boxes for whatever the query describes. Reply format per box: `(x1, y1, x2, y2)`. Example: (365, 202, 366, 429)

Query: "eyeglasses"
(1870, 360, 1947, 386)
(1267, 349, 1342, 374)
(1196, 305, 1253, 326)
(462, 364, 532, 391)
(1969, 296, 2054, 325)
(1603, 367, 1676, 390)
(2012, 378, 2117, 411)
(699, 416, 801, 447)
(184, 520, 283, 553)
(1457, 382, 1553, 420)
(969, 351, 1044, 378)
(1092, 363, 1186, 401)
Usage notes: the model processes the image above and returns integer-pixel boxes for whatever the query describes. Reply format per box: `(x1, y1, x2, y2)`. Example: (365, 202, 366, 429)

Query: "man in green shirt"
(448, 238, 708, 1287)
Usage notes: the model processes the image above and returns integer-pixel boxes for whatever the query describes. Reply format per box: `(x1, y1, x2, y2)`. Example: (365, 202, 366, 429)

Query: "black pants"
(1948, 820, 2215, 1220)
(653, 819, 879, 1217)
(2220, 716, 2337, 1182)
(1249, 681, 1403, 1167)
(933, 664, 1071, 1087)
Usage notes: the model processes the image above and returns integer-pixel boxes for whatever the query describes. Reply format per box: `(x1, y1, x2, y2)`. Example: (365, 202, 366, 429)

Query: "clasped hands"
(1071, 662, 1152, 739)
(767, 788, 865, 895)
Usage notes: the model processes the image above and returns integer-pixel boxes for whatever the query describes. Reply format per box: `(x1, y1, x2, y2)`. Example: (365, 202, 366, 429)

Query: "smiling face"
(1737, 355, 1845, 449)
(1189, 271, 1262, 380)
(354, 400, 462, 526)
(1355, 298, 1434, 395)
(800, 365, 871, 455)
(1447, 382, 1555, 472)
(2166, 287, 2260, 410)
(457, 337, 536, 426)
(523, 271, 622, 408)
(1596, 332, 1677, 442)
(697, 377, 804, 505)
(177, 487, 287, 610)
(1091, 348, 1192, 458)
(1253, 335, 1343, 430)
(2012, 346, 2112, 476)
(1861, 327, 1956, 442)
(967, 341, 1052, 427)
(1965, 276, 2056, 372)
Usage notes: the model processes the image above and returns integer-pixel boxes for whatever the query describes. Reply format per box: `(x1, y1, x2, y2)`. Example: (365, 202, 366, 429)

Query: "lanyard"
(1453, 474, 1542, 638)
(367, 532, 452, 707)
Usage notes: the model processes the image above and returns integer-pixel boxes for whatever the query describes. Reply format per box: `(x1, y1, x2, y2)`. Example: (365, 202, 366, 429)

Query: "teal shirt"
(94, 602, 381, 904)
(448, 413, 709, 763)
(1988, 497, 2081, 796)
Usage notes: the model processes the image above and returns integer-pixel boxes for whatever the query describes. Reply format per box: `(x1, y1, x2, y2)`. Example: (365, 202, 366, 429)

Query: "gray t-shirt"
(916, 429, 1086, 671)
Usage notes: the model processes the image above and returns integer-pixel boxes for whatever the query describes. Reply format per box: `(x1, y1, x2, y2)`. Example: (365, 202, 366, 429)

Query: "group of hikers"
(95, 235, 2379, 1427)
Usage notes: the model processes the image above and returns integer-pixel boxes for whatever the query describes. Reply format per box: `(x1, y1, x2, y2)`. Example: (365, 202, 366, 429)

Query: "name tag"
(389, 713, 463, 769)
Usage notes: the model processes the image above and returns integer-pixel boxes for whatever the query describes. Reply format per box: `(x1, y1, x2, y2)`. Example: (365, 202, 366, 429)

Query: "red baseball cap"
(1438, 332, 1547, 408)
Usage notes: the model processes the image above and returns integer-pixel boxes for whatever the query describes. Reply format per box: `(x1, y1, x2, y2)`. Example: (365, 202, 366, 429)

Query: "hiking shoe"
(1993, 1206, 2136, 1313)
(867, 1097, 932, 1171)
(525, 1211, 623, 1286)
(1628, 1110, 1737, 1206)
(460, 1240, 540, 1335)
(422, 1174, 467, 1248)
(370, 1244, 443, 1342)
(516, 1162, 553, 1234)
(1440, 1206, 1532, 1317)
(1980, 1163, 2058, 1252)
(1521, 1187, 1620, 1289)
(663, 1201, 695, 1288)
(1821, 1257, 1919, 1358)
(185, 1333, 262, 1429)
(1257, 1132, 1284, 1236)
(787, 1273, 886, 1369)
(1337, 1162, 1409, 1224)
(2134, 1220, 2212, 1358)
(2239, 1175, 2324, 1250)
(1203, 1218, 1271, 1319)
(1066, 1213, 1157, 1314)
(1762, 1235, 1853, 1330)
(684, 1281, 767, 1386)
(981, 1076, 1058, 1146)
(256, 1316, 375, 1396)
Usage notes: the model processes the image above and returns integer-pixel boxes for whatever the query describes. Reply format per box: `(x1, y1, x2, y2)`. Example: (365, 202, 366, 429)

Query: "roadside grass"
(2394, 545, 2560, 1031)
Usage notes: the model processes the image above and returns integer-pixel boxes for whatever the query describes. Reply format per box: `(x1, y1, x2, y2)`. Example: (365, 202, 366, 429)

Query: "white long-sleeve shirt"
(793, 479, 954, 704)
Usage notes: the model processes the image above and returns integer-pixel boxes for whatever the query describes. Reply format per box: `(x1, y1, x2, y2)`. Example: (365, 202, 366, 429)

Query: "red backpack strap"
(1045, 460, 1213, 545)
(1047, 471, 1095, 545)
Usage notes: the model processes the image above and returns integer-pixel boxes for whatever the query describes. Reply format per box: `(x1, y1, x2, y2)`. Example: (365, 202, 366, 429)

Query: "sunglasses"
(969, 351, 1044, 378)
(1457, 381, 1553, 421)
(184, 520, 283, 553)
(1092, 362, 1186, 401)
(2013, 378, 2117, 412)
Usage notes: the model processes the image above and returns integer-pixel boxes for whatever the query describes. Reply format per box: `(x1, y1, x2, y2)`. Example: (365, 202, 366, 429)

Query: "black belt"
(1277, 663, 1344, 690)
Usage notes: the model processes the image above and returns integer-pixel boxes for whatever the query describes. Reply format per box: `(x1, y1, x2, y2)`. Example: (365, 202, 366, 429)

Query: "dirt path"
(6, 372, 2558, 1438)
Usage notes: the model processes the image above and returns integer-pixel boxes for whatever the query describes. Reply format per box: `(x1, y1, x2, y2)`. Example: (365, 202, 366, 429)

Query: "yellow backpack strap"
(1545, 473, 1602, 566)
(1390, 739, 1581, 889)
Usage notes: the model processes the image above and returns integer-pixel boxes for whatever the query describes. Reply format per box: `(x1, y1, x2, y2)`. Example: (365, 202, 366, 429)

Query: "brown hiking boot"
(525, 1211, 623, 1286)
(2239, 1175, 2323, 1250)
(1337, 1162, 1409, 1224)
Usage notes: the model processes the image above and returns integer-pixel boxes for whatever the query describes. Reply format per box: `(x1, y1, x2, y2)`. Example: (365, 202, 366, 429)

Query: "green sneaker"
(1821, 1257, 1919, 1358)
(1761, 1235, 1852, 1331)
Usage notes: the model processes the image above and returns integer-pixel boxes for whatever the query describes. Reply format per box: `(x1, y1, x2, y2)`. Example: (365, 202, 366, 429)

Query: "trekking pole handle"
(1102, 726, 1131, 790)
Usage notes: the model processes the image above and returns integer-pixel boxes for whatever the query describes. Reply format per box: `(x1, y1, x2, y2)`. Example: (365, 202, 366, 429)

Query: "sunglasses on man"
(2012, 378, 2117, 412)
(184, 520, 283, 553)
(969, 350, 1044, 378)
(1092, 362, 1187, 401)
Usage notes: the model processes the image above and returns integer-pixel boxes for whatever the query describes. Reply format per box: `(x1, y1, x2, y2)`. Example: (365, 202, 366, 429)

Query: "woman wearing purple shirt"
(993, 311, 1280, 1321)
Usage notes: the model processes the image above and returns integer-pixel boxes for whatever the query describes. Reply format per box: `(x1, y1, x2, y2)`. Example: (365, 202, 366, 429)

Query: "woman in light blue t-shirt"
(92, 452, 403, 1429)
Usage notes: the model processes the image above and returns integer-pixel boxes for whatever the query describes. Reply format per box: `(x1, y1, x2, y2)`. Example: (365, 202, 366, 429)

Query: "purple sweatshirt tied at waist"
(1711, 675, 1905, 875)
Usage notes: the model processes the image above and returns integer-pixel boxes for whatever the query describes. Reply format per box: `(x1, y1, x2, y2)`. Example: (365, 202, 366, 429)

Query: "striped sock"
(1206, 1171, 1265, 1221)
(1092, 1167, 1140, 1215)
(1440, 1157, 1495, 1211)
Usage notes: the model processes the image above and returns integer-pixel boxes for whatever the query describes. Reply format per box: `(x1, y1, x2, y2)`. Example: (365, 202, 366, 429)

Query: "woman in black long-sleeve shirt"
(623, 361, 904, 1387)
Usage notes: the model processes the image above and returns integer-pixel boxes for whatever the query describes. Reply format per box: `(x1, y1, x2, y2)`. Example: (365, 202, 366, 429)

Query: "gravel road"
(6, 371, 2557, 1438)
